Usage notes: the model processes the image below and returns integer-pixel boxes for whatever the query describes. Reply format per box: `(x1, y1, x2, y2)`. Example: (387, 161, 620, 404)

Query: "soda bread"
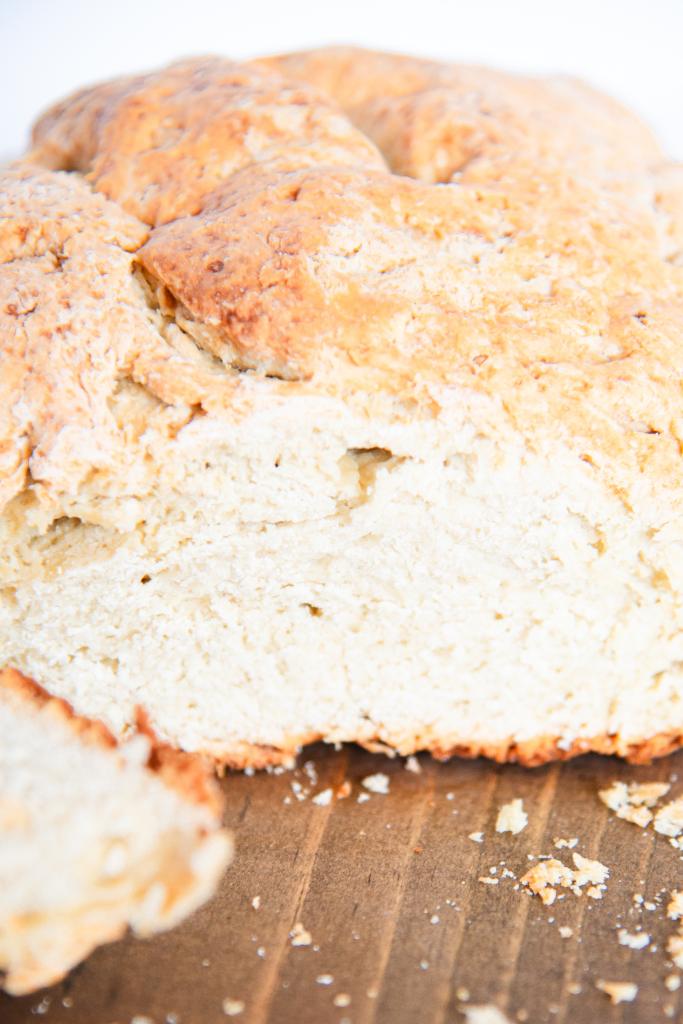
(2, 48, 683, 768)
(0, 668, 231, 995)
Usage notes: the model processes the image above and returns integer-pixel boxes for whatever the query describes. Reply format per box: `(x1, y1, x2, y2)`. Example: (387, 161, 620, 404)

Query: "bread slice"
(0, 668, 231, 995)
(1, 49, 683, 768)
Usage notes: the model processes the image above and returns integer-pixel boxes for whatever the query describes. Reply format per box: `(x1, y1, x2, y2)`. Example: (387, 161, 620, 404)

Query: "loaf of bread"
(2, 47, 683, 768)
(0, 668, 231, 994)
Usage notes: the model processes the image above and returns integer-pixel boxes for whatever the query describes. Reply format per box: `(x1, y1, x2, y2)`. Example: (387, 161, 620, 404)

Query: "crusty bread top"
(2, 47, 683, 524)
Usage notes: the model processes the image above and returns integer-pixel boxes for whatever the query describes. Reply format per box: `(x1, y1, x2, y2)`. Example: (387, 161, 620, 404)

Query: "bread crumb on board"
(667, 891, 683, 920)
(598, 781, 677, 830)
(553, 837, 578, 849)
(361, 773, 390, 795)
(665, 974, 681, 992)
(495, 799, 528, 835)
(312, 788, 333, 806)
(460, 1005, 513, 1024)
(617, 928, 650, 950)
(667, 891, 683, 967)
(222, 998, 245, 1016)
(290, 922, 312, 947)
(468, 832, 484, 843)
(405, 755, 422, 774)
(521, 852, 608, 906)
(654, 798, 683, 837)
(595, 980, 638, 1004)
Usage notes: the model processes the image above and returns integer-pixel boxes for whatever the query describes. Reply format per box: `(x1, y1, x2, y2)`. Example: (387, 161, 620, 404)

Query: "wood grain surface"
(3, 745, 683, 1024)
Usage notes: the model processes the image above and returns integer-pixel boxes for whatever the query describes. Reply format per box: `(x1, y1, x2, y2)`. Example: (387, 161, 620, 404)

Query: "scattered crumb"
(516, 1012, 529, 1023)
(479, 876, 499, 886)
(618, 929, 650, 950)
(520, 852, 608, 905)
(312, 788, 333, 806)
(495, 799, 528, 835)
(601, 781, 670, 811)
(317, 974, 334, 985)
(599, 781, 671, 828)
(357, 792, 371, 804)
(32, 999, 51, 1016)
(468, 832, 484, 843)
(256, 946, 266, 959)
(62, 997, 74, 1009)
(336, 780, 351, 799)
(456, 987, 470, 1001)
(553, 837, 578, 850)
(520, 859, 572, 905)
(430, 914, 440, 924)
(420, 960, 430, 970)
(567, 982, 582, 995)
(290, 922, 312, 947)
(559, 926, 573, 939)
(665, 974, 681, 992)
(131, 1018, 154, 1024)
(571, 852, 609, 887)
(362, 773, 390, 795)
(460, 1006, 513, 1024)
(595, 980, 638, 1005)
(654, 799, 683, 838)
(333, 994, 351, 1008)
(668, 891, 683, 920)
(668, 930, 683, 968)
(222, 998, 245, 1017)
(405, 755, 422, 774)
(290, 780, 307, 802)
(251, 895, 261, 910)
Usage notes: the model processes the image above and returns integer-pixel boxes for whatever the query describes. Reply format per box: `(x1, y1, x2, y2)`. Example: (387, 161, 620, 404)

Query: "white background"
(1, 0, 682, 160)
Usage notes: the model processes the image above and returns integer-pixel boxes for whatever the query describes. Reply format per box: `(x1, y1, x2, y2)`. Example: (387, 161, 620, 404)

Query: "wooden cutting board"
(3, 744, 683, 1024)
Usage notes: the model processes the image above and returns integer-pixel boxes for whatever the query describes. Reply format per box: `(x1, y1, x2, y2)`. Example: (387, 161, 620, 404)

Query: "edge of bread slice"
(0, 667, 232, 996)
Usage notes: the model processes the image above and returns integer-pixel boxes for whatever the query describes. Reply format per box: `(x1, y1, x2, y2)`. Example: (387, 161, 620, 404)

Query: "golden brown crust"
(197, 729, 683, 771)
(0, 668, 222, 813)
(30, 58, 385, 226)
(2, 49, 683, 773)
(0, 667, 118, 749)
(258, 47, 660, 179)
(3, 49, 681, 533)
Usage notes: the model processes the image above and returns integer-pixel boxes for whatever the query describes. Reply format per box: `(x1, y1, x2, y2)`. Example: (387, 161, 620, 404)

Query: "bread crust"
(0, 668, 231, 995)
(0, 668, 222, 814)
(200, 730, 683, 771)
(2, 49, 683, 771)
(2, 51, 682, 525)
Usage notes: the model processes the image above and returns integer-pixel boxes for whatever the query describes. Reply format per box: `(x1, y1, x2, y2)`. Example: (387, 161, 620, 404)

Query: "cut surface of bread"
(0, 668, 232, 995)
(1, 48, 683, 767)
